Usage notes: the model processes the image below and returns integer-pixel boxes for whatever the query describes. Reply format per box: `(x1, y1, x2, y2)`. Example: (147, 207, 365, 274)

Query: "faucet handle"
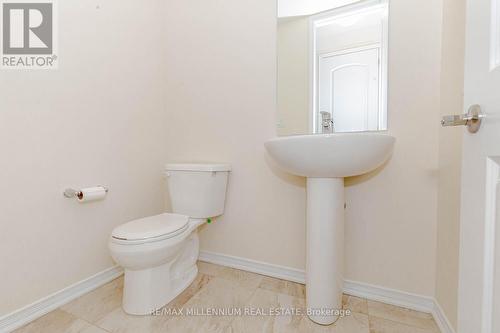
(320, 111, 333, 123)
(319, 111, 334, 133)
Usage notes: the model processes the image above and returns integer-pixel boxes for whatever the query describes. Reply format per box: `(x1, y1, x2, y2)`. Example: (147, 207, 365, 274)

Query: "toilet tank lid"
(165, 163, 231, 172)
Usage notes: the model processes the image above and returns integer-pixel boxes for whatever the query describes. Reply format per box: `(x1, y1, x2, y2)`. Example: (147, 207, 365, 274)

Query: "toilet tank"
(164, 163, 231, 218)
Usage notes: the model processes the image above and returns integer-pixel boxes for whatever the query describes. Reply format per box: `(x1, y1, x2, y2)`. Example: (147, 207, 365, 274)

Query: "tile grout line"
(28, 263, 438, 333)
(369, 314, 439, 332)
(365, 298, 439, 327)
(78, 315, 113, 333)
(227, 282, 260, 326)
(56, 308, 114, 333)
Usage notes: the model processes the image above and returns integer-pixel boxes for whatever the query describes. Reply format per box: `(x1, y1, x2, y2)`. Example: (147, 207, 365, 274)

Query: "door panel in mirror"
(277, 0, 389, 135)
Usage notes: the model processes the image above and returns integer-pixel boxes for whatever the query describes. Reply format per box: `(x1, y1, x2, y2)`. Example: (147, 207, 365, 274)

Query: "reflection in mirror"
(277, 0, 388, 136)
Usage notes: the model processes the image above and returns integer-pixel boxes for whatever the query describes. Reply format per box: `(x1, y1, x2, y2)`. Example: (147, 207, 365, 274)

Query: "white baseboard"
(199, 250, 455, 333)
(343, 279, 435, 313)
(0, 266, 123, 333)
(1, 252, 456, 333)
(432, 301, 456, 333)
(199, 251, 306, 284)
(200, 250, 434, 311)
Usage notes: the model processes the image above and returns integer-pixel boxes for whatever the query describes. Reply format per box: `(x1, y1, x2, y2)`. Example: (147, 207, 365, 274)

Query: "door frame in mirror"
(308, 0, 389, 133)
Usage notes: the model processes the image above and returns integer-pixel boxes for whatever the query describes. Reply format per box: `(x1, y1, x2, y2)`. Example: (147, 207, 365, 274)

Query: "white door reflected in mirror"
(319, 46, 380, 132)
(277, 0, 389, 136)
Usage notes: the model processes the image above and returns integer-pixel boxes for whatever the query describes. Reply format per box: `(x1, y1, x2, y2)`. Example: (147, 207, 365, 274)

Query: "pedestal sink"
(264, 132, 395, 325)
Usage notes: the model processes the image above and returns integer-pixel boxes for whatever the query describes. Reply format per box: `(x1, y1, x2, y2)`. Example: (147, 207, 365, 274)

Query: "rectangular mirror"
(277, 0, 389, 135)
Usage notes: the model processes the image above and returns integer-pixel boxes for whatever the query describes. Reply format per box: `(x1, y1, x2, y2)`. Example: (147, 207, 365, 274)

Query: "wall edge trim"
(200, 250, 455, 333)
(1, 252, 456, 333)
(0, 266, 124, 332)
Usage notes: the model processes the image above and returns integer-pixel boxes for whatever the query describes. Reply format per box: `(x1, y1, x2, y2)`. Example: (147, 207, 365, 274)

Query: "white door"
(458, 0, 500, 332)
(318, 47, 380, 133)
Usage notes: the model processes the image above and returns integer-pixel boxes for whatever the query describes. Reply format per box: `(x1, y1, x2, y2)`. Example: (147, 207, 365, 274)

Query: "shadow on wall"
(264, 153, 307, 188)
(345, 158, 391, 187)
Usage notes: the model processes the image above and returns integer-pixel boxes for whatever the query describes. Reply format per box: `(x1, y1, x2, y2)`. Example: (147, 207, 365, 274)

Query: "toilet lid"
(112, 213, 189, 241)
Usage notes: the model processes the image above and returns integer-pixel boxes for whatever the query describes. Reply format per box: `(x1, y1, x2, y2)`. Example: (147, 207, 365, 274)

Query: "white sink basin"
(264, 132, 395, 178)
(264, 132, 395, 325)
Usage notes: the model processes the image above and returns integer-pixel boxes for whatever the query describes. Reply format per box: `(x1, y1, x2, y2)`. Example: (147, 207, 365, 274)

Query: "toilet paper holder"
(63, 186, 109, 199)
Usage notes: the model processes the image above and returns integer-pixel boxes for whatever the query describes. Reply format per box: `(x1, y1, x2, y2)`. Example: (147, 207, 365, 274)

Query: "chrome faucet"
(320, 111, 334, 134)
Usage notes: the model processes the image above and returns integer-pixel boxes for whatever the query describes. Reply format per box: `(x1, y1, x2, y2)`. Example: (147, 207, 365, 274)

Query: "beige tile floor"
(14, 262, 440, 333)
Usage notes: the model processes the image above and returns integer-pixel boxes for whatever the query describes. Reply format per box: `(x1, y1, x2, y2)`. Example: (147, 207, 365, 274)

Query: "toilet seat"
(111, 213, 189, 245)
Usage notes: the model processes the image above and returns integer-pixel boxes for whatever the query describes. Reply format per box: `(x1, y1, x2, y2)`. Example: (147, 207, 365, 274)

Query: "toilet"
(108, 163, 231, 315)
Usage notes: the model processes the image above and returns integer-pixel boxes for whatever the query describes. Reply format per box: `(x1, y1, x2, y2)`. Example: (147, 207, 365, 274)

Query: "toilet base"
(122, 263, 198, 315)
(123, 228, 199, 315)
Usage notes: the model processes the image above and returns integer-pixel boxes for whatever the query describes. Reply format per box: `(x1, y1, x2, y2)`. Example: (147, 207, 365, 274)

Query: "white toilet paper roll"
(77, 186, 107, 203)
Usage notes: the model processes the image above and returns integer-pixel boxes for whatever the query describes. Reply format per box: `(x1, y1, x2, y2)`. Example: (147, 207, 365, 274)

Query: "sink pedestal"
(264, 133, 395, 325)
(306, 178, 344, 325)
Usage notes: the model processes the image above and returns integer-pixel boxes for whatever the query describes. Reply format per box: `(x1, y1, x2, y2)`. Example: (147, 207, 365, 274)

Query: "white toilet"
(109, 163, 231, 315)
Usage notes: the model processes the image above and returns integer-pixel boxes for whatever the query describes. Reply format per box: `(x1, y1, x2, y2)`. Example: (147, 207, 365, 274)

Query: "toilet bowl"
(109, 163, 231, 315)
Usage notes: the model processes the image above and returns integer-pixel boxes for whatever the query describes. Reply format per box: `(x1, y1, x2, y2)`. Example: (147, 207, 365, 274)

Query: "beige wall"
(0, 0, 169, 316)
(277, 17, 310, 136)
(0, 0, 463, 321)
(165, 0, 443, 297)
(344, 0, 442, 295)
(435, 0, 466, 329)
(162, 0, 307, 271)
